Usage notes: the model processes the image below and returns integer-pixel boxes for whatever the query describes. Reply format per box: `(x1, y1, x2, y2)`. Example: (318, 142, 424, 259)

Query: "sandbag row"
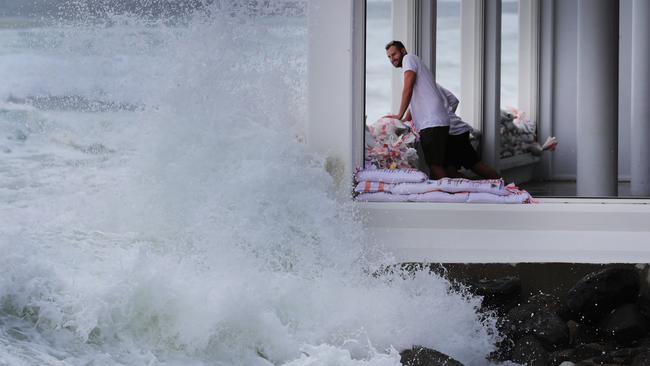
(353, 168, 535, 204)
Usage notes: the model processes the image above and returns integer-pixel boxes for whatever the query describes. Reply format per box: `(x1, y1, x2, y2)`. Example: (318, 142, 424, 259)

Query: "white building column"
(630, 0, 650, 196)
(576, 0, 619, 196)
(481, 0, 501, 170)
(307, 0, 365, 190)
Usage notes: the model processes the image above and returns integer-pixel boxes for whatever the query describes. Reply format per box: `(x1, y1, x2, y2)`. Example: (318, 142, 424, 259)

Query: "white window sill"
(356, 200, 650, 263)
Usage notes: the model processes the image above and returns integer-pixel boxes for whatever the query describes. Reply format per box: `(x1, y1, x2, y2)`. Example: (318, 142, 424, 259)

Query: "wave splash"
(0, 1, 500, 365)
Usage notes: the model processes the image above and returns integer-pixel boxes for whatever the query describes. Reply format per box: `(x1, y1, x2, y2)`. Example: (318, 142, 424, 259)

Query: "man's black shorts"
(419, 126, 449, 166)
(445, 131, 480, 170)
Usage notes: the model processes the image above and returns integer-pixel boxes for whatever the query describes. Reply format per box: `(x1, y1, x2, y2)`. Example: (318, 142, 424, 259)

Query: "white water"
(0, 2, 501, 365)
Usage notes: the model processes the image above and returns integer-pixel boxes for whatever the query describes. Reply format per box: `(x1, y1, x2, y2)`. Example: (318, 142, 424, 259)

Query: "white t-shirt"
(402, 54, 450, 131)
(439, 85, 473, 136)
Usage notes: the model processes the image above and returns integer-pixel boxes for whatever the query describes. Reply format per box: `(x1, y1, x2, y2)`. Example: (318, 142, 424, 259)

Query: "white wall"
(307, 0, 364, 189)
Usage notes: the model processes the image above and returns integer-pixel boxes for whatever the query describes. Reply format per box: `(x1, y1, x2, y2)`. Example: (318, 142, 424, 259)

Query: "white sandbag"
(467, 191, 532, 204)
(355, 168, 428, 184)
(390, 178, 509, 196)
(354, 181, 394, 194)
(407, 191, 469, 203)
(366, 117, 420, 169)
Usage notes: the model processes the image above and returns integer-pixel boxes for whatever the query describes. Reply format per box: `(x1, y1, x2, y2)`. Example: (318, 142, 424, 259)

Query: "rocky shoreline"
(399, 265, 650, 366)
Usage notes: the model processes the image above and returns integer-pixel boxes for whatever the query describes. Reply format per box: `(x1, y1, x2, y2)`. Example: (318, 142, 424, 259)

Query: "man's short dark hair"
(385, 40, 406, 51)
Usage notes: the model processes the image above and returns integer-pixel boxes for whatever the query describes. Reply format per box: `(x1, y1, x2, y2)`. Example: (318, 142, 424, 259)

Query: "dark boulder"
(501, 303, 569, 348)
(528, 292, 561, 313)
(548, 348, 573, 364)
(549, 343, 610, 364)
(601, 303, 648, 346)
(631, 349, 650, 366)
(567, 343, 609, 363)
(564, 267, 640, 323)
(511, 335, 549, 366)
(400, 346, 464, 366)
(636, 288, 650, 326)
(469, 277, 521, 314)
(571, 323, 606, 345)
(608, 347, 644, 364)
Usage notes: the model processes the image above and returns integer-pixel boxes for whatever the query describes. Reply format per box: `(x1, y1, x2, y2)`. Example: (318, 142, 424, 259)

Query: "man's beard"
(394, 56, 403, 68)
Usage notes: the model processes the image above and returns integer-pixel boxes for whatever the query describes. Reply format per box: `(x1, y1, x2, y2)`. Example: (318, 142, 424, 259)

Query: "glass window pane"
(435, 0, 461, 99)
(501, 0, 519, 110)
(365, 0, 393, 125)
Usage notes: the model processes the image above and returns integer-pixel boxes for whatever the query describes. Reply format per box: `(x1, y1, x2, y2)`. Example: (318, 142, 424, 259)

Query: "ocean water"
(0, 2, 502, 365)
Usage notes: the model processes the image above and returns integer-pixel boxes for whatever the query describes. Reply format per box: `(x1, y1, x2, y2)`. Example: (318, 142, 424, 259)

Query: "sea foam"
(0, 2, 500, 365)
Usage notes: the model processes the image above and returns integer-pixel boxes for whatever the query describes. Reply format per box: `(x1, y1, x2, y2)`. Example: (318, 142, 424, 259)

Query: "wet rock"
(549, 343, 610, 364)
(590, 352, 628, 365)
(633, 336, 650, 348)
(400, 346, 464, 366)
(572, 323, 605, 345)
(528, 292, 561, 313)
(567, 320, 580, 345)
(549, 345, 641, 366)
(575, 361, 625, 366)
(511, 335, 549, 366)
(502, 303, 569, 348)
(571, 343, 608, 361)
(631, 349, 650, 366)
(608, 347, 643, 364)
(636, 288, 650, 325)
(549, 349, 573, 364)
(469, 276, 521, 313)
(564, 267, 640, 323)
(489, 337, 515, 362)
(601, 304, 648, 346)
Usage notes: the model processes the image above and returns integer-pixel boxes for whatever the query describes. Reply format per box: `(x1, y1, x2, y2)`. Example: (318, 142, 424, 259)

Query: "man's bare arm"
(383, 70, 415, 120)
(397, 70, 415, 119)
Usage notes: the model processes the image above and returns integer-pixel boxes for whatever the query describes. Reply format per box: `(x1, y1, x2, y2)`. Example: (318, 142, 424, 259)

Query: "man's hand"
(382, 114, 402, 120)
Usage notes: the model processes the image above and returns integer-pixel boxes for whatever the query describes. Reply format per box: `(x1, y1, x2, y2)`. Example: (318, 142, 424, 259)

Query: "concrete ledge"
(357, 201, 650, 263)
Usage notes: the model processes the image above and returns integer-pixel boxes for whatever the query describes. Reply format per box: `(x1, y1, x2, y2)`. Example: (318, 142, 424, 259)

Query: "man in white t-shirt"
(384, 40, 449, 179)
(384, 40, 500, 180)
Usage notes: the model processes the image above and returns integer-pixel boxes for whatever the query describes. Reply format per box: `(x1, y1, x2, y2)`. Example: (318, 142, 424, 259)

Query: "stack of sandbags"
(500, 109, 537, 158)
(365, 118, 419, 170)
(353, 167, 535, 204)
(467, 111, 558, 159)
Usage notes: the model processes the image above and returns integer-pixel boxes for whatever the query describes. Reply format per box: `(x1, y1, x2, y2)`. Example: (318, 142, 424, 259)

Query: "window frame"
(359, 0, 649, 203)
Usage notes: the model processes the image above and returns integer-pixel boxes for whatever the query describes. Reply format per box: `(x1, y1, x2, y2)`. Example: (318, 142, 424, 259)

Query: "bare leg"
(429, 164, 448, 180)
(470, 161, 501, 179)
(445, 167, 469, 179)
